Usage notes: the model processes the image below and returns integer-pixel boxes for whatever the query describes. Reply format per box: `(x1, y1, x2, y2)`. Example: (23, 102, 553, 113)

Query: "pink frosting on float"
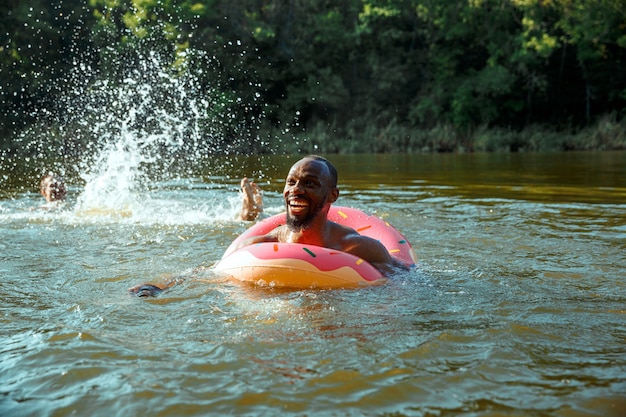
(239, 242, 383, 282)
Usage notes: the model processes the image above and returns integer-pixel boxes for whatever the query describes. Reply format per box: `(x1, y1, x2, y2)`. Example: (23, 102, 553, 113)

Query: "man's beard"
(285, 198, 326, 232)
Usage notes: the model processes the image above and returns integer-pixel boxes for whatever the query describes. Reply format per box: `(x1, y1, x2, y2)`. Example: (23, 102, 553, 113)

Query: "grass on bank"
(3, 113, 626, 157)
(269, 113, 626, 154)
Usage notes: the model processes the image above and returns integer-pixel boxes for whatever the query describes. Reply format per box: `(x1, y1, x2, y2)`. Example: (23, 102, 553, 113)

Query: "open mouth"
(288, 199, 309, 215)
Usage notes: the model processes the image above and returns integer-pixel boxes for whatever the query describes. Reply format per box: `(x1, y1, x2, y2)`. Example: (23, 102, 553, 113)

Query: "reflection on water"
(1, 152, 625, 417)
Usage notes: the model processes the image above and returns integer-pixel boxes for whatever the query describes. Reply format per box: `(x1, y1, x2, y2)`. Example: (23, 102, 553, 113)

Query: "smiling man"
(129, 155, 403, 296)
(235, 155, 401, 275)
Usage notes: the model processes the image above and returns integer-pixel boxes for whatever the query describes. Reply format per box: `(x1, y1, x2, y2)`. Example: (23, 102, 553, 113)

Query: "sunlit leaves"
(1, 0, 625, 150)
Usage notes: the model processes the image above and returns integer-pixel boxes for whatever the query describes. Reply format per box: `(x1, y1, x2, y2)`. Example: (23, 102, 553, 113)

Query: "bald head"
(299, 155, 338, 188)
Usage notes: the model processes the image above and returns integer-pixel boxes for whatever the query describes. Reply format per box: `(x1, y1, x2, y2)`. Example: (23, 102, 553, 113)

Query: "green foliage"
(1, 0, 625, 152)
(1, 0, 98, 135)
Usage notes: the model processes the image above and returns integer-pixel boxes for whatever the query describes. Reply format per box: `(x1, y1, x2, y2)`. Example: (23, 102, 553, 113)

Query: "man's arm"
(342, 234, 408, 276)
(233, 230, 279, 251)
(239, 178, 263, 221)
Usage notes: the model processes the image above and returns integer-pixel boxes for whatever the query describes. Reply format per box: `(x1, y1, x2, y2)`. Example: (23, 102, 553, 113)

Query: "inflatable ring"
(215, 206, 417, 289)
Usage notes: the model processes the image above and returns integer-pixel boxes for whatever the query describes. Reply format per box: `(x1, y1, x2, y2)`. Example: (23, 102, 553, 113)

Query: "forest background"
(1, 0, 625, 155)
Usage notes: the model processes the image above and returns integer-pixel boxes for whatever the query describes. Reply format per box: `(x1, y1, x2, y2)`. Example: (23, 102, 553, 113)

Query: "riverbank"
(270, 113, 626, 154)
(2, 113, 626, 157)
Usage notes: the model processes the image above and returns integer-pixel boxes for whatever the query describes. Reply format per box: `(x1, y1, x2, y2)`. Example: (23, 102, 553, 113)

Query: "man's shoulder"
(329, 221, 381, 250)
(328, 221, 359, 240)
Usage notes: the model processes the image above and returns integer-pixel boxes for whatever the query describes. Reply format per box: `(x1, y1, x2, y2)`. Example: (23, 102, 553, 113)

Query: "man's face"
(40, 178, 55, 202)
(283, 158, 337, 231)
(40, 176, 65, 202)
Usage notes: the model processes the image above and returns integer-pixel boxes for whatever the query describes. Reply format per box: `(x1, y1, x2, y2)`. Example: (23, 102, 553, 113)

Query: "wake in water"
(0, 181, 246, 226)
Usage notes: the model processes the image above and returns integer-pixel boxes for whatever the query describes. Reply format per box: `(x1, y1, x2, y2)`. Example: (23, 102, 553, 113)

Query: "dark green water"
(1, 152, 625, 416)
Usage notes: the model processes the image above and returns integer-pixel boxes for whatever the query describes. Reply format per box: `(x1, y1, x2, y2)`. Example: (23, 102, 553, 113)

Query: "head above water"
(302, 155, 338, 188)
(40, 172, 67, 203)
(283, 155, 339, 231)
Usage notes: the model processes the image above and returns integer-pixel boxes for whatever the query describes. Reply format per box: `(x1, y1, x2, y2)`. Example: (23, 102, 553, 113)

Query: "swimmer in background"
(37, 172, 67, 208)
(129, 155, 406, 297)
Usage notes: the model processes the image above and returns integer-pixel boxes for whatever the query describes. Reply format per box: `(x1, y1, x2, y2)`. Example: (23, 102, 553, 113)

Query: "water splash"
(42, 49, 263, 216)
(1, 24, 282, 224)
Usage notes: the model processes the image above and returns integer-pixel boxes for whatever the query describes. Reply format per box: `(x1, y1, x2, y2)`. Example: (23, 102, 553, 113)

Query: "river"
(1, 151, 625, 416)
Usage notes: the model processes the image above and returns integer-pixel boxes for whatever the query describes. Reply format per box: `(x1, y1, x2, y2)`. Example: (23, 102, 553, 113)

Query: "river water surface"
(1, 152, 625, 416)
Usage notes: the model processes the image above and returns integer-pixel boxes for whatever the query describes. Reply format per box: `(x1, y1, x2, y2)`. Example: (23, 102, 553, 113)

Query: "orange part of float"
(215, 243, 387, 289)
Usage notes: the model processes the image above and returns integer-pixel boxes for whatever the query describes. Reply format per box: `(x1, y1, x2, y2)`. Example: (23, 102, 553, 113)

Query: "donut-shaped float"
(215, 206, 416, 289)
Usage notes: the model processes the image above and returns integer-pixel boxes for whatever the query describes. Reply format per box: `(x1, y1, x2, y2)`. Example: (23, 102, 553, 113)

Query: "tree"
(0, 0, 97, 137)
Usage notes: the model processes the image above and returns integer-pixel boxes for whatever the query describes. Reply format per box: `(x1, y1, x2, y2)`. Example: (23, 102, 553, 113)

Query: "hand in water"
(128, 274, 184, 297)
(128, 284, 164, 297)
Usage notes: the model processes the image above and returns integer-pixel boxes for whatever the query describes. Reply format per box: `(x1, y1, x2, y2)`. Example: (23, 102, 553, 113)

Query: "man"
(129, 155, 402, 296)
(40, 172, 67, 203)
(237, 155, 400, 273)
